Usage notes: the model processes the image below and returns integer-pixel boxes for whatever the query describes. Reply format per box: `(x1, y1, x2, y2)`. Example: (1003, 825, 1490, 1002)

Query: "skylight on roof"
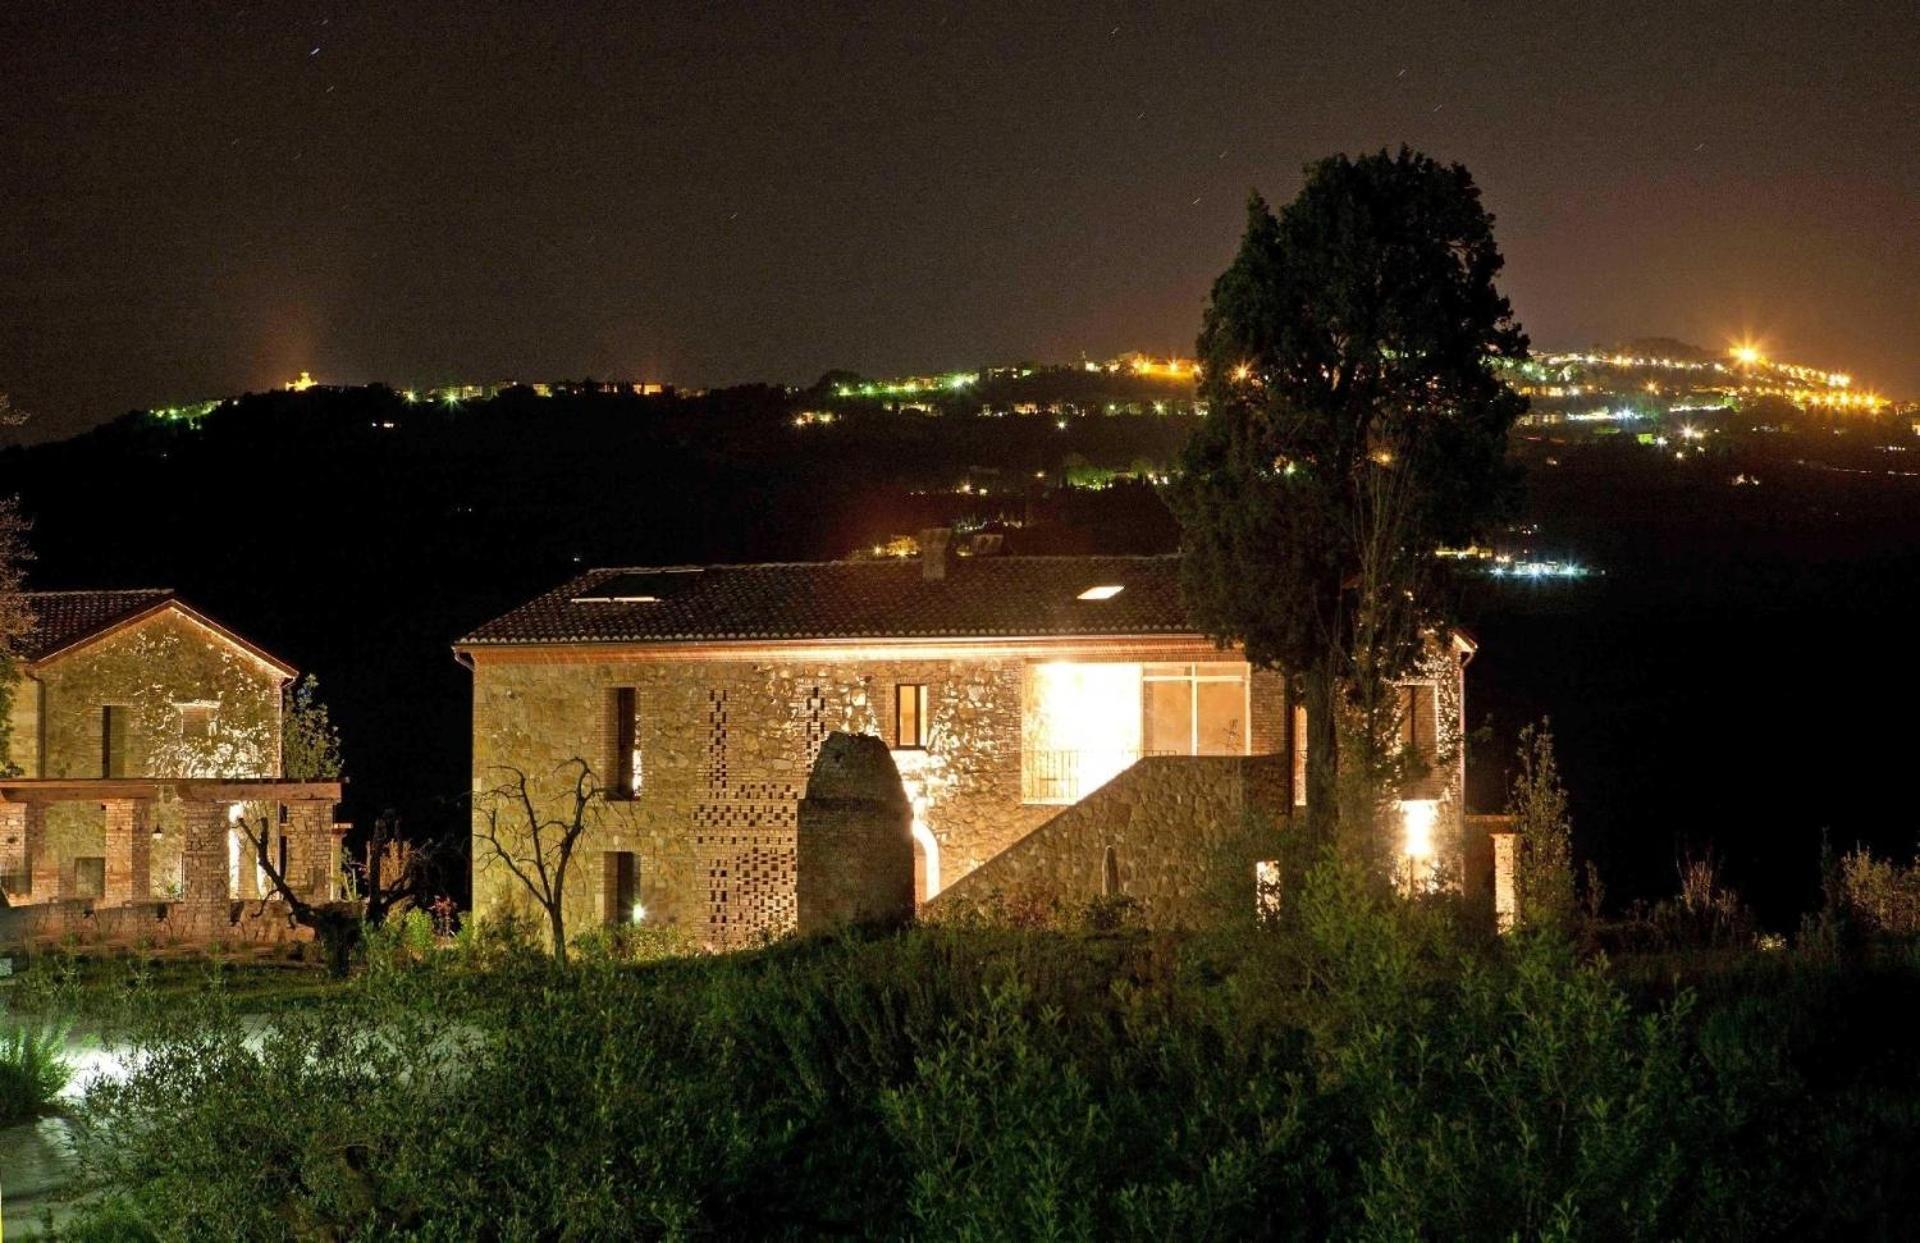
(570, 570, 702, 605)
(1077, 584, 1125, 601)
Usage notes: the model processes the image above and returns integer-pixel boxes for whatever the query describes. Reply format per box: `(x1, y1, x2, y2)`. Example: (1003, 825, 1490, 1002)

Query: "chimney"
(919, 527, 954, 580)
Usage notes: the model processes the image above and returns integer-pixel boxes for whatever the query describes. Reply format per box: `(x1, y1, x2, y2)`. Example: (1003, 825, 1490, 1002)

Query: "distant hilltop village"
(140, 340, 1906, 429)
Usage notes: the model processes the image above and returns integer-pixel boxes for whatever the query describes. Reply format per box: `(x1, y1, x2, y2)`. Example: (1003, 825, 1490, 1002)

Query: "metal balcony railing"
(1021, 748, 1184, 804)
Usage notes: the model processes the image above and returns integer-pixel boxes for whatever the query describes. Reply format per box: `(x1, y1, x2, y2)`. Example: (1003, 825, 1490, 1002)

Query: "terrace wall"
(0, 897, 313, 952)
(924, 754, 1294, 927)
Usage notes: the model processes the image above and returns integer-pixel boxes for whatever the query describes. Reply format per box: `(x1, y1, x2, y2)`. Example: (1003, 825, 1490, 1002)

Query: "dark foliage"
(1172, 149, 1528, 833)
(56, 861, 1920, 1240)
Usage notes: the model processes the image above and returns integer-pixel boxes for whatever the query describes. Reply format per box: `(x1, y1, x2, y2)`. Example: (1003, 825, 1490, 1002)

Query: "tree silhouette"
(1171, 148, 1527, 843)
(475, 759, 603, 966)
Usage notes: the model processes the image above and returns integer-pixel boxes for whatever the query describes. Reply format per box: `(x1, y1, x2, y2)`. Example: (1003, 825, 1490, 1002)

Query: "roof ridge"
(22, 587, 174, 597)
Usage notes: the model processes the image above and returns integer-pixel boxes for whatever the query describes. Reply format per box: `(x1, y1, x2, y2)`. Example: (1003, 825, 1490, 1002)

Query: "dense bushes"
(0, 1019, 71, 1121)
(43, 856, 1920, 1239)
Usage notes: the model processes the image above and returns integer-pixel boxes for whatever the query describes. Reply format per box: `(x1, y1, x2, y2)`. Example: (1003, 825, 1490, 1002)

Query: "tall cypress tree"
(1171, 148, 1527, 842)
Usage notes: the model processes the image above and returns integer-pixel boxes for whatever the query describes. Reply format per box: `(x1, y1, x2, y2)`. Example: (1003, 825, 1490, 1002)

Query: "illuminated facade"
(461, 542, 1475, 947)
(0, 591, 340, 949)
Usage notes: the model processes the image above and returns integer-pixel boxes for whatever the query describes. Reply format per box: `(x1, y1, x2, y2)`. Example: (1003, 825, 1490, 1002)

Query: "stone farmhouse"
(459, 537, 1476, 948)
(0, 590, 341, 948)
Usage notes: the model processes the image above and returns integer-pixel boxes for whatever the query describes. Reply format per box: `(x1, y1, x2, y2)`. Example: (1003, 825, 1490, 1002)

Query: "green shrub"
(363, 907, 438, 973)
(0, 1019, 73, 1121)
(59, 858, 1920, 1239)
(570, 920, 700, 965)
(1834, 846, 1920, 936)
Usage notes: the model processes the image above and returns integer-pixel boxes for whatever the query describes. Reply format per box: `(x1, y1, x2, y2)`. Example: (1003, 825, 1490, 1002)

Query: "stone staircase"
(925, 754, 1291, 927)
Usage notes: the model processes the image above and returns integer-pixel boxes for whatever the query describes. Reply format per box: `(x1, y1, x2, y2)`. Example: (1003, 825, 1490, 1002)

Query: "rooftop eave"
(453, 630, 1231, 664)
(26, 598, 299, 681)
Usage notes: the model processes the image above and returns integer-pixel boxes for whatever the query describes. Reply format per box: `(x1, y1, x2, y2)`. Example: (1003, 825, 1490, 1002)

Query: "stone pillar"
(26, 804, 64, 900)
(179, 800, 229, 906)
(0, 803, 36, 899)
(284, 802, 336, 902)
(102, 798, 153, 905)
(796, 732, 914, 935)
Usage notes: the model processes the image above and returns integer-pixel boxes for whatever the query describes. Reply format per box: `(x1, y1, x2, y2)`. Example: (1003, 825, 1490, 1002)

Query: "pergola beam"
(0, 778, 343, 805)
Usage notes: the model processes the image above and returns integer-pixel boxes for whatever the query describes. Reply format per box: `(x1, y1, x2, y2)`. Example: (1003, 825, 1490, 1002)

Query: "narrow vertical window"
(1399, 685, 1434, 762)
(895, 684, 929, 749)
(604, 850, 639, 925)
(1292, 703, 1308, 808)
(609, 687, 641, 799)
(102, 705, 130, 778)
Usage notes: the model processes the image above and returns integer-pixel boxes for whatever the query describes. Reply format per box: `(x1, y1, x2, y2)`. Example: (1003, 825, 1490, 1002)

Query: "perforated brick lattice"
(801, 685, 827, 770)
(706, 689, 729, 795)
(694, 685, 800, 945)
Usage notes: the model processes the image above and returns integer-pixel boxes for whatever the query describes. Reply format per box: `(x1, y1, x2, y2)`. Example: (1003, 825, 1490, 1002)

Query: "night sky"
(3, 2, 1915, 440)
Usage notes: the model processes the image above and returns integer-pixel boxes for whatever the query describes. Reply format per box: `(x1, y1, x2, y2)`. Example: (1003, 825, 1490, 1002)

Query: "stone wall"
(19, 609, 285, 898)
(924, 755, 1293, 927)
(0, 897, 314, 952)
(469, 643, 1288, 949)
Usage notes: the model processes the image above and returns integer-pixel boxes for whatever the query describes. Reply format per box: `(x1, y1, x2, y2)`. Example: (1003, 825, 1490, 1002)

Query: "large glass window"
(1022, 661, 1248, 803)
(1145, 662, 1248, 755)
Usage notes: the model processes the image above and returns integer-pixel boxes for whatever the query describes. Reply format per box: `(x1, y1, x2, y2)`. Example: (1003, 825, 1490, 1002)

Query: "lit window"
(1022, 662, 1250, 804)
(895, 684, 930, 749)
(1077, 584, 1125, 600)
(1255, 860, 1282, 918)
(609, 688, 642, 799)
(1143, 663, 1247, 756)
(1022, 663, 1143, 803)
(1398, 799, 1439, 893)
(1292, 704, 1308, 807)
(603, 851, 639, 925)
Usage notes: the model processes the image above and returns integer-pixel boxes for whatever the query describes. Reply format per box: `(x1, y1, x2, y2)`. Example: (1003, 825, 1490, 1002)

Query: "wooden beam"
(0, 778, 342, 804)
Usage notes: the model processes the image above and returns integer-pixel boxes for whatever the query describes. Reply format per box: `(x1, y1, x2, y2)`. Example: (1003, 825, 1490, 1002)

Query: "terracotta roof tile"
(458, 556, 1197, 646)
(17, 589, 175, 662)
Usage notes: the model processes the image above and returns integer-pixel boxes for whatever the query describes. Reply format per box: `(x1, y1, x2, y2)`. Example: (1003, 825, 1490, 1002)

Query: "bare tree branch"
(473, 758, 603, 966)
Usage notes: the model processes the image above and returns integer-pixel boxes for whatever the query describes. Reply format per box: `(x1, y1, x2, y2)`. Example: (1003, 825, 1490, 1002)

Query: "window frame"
(1141, 662, 1252, 758)
(177, 702, 216, 742)
(894, 683, 931, 750)
(101, 704, 131, 779)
